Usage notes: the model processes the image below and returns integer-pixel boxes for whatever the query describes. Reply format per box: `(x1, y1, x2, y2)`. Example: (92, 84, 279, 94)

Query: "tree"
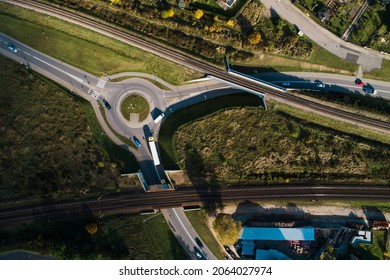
(194, 9, 204, 20)
(227, 19, 235, 27)
(110, 0, 122, 5)
(85, 223, 98, 235)
(247, 32, 261, 45)
(212, 214, 242, 245)
(161, 9, 175, 19)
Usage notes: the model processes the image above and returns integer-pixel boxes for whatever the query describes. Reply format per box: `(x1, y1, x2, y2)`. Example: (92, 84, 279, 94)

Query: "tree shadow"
(182, 143, 222, 214)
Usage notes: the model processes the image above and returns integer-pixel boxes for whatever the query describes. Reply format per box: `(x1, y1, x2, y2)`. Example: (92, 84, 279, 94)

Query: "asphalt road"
(2, 31, 390, 259)
(260, 0, 385, 72)
(1, 1, 390, 259)
(254, 71, 390, 100)
(161, 208, 215, 260)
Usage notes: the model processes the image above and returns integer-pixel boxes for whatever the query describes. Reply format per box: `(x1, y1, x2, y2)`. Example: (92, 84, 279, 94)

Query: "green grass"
(309, 44, 358, 74)
(161, 96, 390, 186)
(158, 92, 263, 169)
(0, 214, 186, 259)
(120, 95, 150, 122)
(0, 2, 200, 85)
(143, 213, 188, 259)
(98, 104, 137, 149)
(77, 96, 139, 174)
(276, 102, 390, 145)
(0, 56, 138, 205)
(185, 210, 225, 259)
(352, 230, 387, 260)
(364, 60, 390, 82)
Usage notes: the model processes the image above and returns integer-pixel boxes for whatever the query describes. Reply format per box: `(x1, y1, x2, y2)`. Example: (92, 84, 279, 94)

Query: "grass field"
(143, 213, 188, 259)
(98, 104, 137, 149)
(352, 230, 387, 260)
(0, 213, 186, 259)
(158, 93, 263, 169)
(120, 95, 150, 122)
(364, 60, 390, 82)
(0, 3, 200, 85)
(159, 94, 390, 186)
(0, 56, 138, 206)
(239, 44, 358, 75)
(185, 210, 225, 259)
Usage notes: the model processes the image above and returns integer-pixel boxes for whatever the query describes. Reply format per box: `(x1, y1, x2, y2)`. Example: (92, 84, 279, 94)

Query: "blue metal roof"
(240, 227, 315, 241)
(256, 249, 291, 260)
(241, 241, 255, 256)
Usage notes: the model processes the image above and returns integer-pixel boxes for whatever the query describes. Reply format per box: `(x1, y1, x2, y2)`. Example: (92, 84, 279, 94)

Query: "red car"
(355, 79, 364, 86)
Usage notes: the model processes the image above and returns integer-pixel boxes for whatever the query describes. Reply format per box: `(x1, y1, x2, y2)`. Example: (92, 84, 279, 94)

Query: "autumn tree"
(194, 9, 204, 20)
(110, 0, 122, 5)
(212, 214, 242, 245)
(161, 8, 175, 19)
(227, 19, 235, 27)
(85, 223, 98, 235)
(247, 31, 262, 45)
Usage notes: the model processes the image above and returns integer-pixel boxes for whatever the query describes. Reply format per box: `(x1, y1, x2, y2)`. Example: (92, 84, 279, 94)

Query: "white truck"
(148, 137, 160, 166)
(153, 113, 164, 124)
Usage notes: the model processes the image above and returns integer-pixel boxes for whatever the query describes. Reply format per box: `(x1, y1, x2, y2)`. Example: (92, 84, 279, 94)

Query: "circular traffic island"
(120, 94, 150, 123)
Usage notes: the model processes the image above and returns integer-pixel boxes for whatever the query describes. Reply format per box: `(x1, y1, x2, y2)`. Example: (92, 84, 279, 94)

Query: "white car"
(7, 43, 17, 53)
(317, 83, 325, 88)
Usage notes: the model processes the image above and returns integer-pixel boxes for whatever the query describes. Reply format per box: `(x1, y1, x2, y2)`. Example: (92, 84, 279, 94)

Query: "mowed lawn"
(0, 3, 200, 84)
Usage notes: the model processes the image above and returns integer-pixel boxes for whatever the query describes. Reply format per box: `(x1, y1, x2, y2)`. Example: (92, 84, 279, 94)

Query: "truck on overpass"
(148, 137, 160, 166)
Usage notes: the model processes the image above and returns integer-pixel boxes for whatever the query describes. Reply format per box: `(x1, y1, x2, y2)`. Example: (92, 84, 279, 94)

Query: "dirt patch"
(166, 171, 193, 187)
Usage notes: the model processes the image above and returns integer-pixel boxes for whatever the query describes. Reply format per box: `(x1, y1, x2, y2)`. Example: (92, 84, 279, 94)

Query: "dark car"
(7, 43, 17, 53)
(102, 99, 111, 110)
(133, 136, 141, 147)
(363, 87, 377, 95)
(355, 79, 364, 86)
(195, 237, 203, 248)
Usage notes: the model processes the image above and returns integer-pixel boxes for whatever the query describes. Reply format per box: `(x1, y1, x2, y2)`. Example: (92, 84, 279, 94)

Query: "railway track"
(6, 0, 390, 134)
(1, 185, 390, 225)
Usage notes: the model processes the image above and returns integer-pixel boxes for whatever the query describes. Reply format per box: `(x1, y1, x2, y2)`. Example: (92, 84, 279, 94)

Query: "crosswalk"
(91, 90, 100, 100)
(96, 78, 107, 89)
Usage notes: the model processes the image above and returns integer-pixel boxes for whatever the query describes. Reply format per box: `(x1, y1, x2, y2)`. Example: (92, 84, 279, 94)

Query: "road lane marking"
(96, 78, 106, 89)
(172, 208, 197, 248)
(91, 90, 100, 100)
(32, 55, 84, 83)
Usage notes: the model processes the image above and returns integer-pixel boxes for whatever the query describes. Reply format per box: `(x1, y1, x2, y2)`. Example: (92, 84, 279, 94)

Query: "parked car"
(317, 83, 325, 88)
(133, 136, 141, 147)
(7, 43, 17, 53)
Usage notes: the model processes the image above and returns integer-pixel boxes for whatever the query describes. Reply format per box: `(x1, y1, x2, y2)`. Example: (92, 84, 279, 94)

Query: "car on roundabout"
(133, 136, 142, 147)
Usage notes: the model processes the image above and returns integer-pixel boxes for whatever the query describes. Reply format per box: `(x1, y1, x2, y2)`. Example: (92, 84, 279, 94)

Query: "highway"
(1, 185, 390, 226)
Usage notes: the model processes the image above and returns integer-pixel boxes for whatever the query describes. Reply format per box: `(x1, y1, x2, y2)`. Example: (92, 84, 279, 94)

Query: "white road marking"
(32, 56, 84, 83)
(91, 90, 100, 100)
(96, 79, 106, 89)
(172, 208, 197, 248)
(87, 88, 91, 94)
